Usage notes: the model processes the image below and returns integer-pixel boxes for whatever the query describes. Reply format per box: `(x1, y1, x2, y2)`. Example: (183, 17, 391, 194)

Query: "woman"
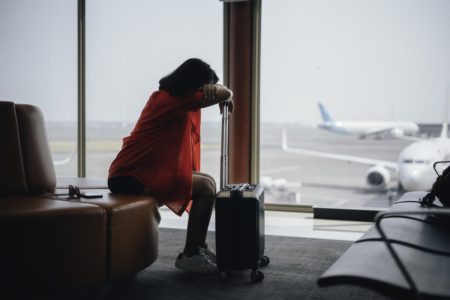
(108, 58, 233, 274)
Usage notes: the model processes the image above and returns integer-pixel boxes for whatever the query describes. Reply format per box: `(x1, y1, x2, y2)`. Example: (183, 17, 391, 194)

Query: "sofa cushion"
(0, 196, 107, 295)
(0, 101, 27, 195)
(60, 189, 161, 279)
(15, 104, 56, 193)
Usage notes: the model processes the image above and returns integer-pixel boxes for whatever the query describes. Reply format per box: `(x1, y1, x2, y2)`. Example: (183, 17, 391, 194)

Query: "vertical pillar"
(223, 0, 261, 184)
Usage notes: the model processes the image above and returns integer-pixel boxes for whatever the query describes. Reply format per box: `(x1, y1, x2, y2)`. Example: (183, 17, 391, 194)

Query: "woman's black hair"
(159, 58, 219, 97)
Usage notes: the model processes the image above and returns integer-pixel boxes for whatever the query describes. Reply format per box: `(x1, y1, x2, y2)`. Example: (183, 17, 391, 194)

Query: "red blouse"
(108, 90, 203, 216)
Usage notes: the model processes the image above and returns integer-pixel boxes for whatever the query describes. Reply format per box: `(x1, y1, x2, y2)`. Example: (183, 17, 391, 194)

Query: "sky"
(261, 0, 450, 125)
(1, 0, 450, 125)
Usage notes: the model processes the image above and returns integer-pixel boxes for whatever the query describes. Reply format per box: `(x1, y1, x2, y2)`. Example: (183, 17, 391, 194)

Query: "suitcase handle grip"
(220, 101, 230, 190)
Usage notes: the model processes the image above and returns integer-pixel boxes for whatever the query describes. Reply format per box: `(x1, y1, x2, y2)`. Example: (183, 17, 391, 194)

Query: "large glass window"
(0, 0, 78, 176)
(261, 0, 450, 208)
(85, 0, 224, 182)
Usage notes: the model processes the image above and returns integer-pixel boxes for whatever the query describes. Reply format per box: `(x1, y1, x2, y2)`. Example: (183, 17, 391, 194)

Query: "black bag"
(420, 161, 450, 207)
(215, 102, 269, 283)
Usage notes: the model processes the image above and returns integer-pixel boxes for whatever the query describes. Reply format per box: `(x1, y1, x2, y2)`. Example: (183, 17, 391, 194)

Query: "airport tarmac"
(50, 122, 439, 210)
(201, 123, 411, 209)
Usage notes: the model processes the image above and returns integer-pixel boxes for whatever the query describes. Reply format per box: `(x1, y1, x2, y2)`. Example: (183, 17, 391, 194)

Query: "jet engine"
(390, 128, 404, 137)
(365, 165, 390, 189)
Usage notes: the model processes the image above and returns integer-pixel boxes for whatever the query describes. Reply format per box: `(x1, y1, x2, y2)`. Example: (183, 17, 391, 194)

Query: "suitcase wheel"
(219, 268, 231, 280)
(260, 256, 270, 268)
(250, 270, 264, 283)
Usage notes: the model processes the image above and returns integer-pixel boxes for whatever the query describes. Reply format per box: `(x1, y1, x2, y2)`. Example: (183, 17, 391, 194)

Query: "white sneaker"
(175, 250, 217, 274)
(200, 244, 216, 264)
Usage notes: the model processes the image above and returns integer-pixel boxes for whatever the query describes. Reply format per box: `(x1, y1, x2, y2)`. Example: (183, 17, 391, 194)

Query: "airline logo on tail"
(317, 102, 348, 134)
(318, 102, 333, 124)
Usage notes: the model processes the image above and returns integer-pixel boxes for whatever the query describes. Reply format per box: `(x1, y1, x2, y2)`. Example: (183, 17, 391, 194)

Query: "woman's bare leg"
(183, 172, 216, 256)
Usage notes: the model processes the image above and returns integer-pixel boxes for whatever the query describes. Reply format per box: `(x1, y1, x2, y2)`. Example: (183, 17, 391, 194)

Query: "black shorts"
(108, 176, 145, 195)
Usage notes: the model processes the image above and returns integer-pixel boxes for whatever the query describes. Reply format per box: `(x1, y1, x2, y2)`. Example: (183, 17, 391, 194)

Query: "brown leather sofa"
(0, 101, 160, 296)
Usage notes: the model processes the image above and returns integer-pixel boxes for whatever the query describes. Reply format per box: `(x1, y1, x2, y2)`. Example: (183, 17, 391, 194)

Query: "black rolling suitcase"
(215, 102, 269, 283)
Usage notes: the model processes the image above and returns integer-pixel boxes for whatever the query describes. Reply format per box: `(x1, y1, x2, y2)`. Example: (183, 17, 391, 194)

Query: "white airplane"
(318, 102, 420, 140)
(282, 104, 450, 192)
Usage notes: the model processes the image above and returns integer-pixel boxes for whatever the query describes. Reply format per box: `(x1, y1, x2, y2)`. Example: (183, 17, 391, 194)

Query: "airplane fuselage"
(320, 121, 420, 136)
(397, 138, 450, 191)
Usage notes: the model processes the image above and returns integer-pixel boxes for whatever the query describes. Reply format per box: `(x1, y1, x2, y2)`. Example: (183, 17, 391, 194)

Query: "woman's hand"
(219, 99, 234, 114)
(202, 84, 218, 101)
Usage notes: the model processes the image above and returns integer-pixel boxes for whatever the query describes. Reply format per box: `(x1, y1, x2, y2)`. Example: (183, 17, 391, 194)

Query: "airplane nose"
(399, 168, 434, 191)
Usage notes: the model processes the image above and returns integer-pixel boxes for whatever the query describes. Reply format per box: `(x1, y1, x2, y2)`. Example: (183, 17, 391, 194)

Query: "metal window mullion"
(250, 0, 261, 184)
(77, 0, 86, 177)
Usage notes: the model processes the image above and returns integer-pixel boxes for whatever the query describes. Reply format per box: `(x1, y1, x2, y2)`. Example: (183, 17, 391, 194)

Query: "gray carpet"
(42, 228, 391, 300)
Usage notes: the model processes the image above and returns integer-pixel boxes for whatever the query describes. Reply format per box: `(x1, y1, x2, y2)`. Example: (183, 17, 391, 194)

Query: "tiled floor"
(159, 207, 372, 242)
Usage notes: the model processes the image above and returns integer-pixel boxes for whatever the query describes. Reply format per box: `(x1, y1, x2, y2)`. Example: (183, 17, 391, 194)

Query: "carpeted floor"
(42, 228, 391, 300)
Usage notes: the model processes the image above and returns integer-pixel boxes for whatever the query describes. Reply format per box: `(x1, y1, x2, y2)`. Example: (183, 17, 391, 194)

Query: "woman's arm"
(200, 84, 233, 108)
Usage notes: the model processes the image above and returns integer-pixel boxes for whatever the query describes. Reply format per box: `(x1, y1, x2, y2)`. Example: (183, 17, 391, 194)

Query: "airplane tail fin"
(440, 84, 449, 139)
(318, 102, 333, 123)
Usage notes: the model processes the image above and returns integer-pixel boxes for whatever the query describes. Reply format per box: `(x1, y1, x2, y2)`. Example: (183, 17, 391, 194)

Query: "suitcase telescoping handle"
(220, 101, 230, 190)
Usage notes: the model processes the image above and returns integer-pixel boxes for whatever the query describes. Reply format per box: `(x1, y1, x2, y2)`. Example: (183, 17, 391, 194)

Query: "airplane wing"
(389, 134, 423, 142)
(53, 149, 76, 166)
(281, 130, 398, 171)
(359, 128, 422, 141)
